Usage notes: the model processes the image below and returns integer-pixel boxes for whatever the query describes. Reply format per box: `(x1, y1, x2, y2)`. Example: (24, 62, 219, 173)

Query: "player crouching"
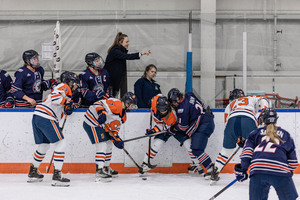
(27, 71, 79, 187)
(83, 92, 137, 182)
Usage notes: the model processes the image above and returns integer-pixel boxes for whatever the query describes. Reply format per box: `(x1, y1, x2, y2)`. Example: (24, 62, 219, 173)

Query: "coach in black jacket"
(105, 32, 150, 98)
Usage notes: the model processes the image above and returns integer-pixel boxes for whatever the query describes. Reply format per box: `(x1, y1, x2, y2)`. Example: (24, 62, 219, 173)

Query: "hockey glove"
(97, 111, 107, 125)
(237, 137, 245, 148)
(3, 97, 14, 108)
(64, 100, 76, 115)
(112, 135, 124, 149)
(167, 124, 178, 136)
(146, 125, 160, 136)
(234, 164, 248, 182)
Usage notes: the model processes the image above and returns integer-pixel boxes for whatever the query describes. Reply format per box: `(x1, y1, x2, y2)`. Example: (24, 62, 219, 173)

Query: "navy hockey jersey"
(11, 66, 52, 107)
(0, 70, 12, 106)
(174, 92, 206, 137)
(79, 68, 110, 107)
(240, 127, 298, 177)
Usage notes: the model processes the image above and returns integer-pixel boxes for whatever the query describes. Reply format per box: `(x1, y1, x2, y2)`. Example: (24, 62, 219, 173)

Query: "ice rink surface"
(1, 173, 299, 200)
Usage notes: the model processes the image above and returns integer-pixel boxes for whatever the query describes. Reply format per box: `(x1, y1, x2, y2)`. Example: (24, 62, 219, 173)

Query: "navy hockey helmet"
(23, 50, 39, 65)
(60, 71, 80, 86)
(85, 52, 105, 69)
(261, 108, 278, 125)
(167, 88, 183, 104)
(229, 89, 245, 101)
(122, 92, 137, 107)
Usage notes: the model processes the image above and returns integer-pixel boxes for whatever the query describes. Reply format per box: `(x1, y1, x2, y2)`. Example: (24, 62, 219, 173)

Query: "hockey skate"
(188, 162, 204, 175)
(103, 166, 118, 178)
(51, 169, 70, 187)
(95, 168, 112, 182)
(27, 164, 44, 183)
(210, 165, 220, 185)
(204, 165, 215, 180)
(139, 162, 157, 174)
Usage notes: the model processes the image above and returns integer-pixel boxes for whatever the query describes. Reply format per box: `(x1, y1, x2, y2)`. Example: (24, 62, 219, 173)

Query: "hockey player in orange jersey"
(27, 71, 80, 187)
(83, 92, 137, 182)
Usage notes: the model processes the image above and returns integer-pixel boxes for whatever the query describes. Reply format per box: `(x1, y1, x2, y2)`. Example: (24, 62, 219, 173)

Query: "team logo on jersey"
(33, 79, 42, 93)
(94, 84, 104, 91)
(178, 109, 184, 113)
(27, 73, 31, 77)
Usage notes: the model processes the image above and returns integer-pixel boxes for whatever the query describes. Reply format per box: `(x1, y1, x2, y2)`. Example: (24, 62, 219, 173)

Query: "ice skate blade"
(210, 180, 219, 185)
(27, 178, 43, 183)
(95, 177, 112, 183)
(51, 180, 70, 187)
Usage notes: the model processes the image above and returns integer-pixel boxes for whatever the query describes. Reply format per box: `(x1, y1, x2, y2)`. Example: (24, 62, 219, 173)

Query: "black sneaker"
(96, 168, 112, 182)
(27, 164, 44, 183)
(52, 169, 70, 187)
(103, 166, 118, 178)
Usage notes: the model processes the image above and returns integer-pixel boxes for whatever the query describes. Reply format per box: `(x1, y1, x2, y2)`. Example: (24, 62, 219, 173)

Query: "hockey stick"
(104, 123, 143, 173)
(123, 131, 166, 143)
(46, 115, 68, 173)
(209, 179, 238, 200)
(147, 112, 152, 165)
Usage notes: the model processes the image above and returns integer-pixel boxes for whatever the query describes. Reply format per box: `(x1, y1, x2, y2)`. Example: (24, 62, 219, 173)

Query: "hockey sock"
(104, 141, 113, 167)
(32, 143, 50, 168)
(215, 147, 234, 172)
(192, 149, 213, 169)
(182, 139, 200, 166)
(95, 142, 108, 169)
(143, 138, 164, 163)
(53, 139, 66, 171)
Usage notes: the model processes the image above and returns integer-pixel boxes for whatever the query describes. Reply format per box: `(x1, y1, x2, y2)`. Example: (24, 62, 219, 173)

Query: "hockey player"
(79, 52, 110, 107)
(27, 71, 79, 187)
(140, 94, 205, 174)
(210, 89, 269, 184)
(234, 108, 298, 200)
(0, 69, 14, 108)
(11, 50, 57, 107)
(83, 92, 137, 182)
(167, 88, 215, 179)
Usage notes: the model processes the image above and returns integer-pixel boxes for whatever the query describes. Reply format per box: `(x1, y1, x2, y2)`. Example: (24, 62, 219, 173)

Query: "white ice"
(1, 173, 299, 200)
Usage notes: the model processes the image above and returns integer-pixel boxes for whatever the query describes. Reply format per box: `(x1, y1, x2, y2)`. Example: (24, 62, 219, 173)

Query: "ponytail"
(265, 124, 284, 144)
(107, 32, 128, 54)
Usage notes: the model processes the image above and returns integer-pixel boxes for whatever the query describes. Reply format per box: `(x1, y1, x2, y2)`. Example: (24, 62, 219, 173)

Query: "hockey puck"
(142, 177, 147, 180)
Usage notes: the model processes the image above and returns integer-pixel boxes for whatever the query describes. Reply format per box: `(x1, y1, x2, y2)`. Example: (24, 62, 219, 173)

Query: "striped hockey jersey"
(83, 98, 126, 134)
(150, 94, 177, 130)
(240, 127, 298, 177)
(224, 96, 269, 125)
(33, 83, 72, 122)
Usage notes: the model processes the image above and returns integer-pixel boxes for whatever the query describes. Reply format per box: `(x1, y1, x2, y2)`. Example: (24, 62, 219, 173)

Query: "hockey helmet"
(229, 89, 245, 101)
(261, 108, 278, 125)
(167, 88, 183, 104)
(23, 50, 39, 66)
(156, 95, 170, 117)
(85, 52, 105, 69)
(60, 71, 80, 86)
(122, 92, 137, 108)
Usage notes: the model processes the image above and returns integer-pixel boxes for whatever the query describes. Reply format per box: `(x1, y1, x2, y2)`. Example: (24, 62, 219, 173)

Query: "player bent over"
(167, 88, 215, 179)
(27, 71, 79, 187)
(140, 94, 204, 174)
(234, 108, 298, 200)
(83, 92, 137, 182)
(210, 89, 268, 184)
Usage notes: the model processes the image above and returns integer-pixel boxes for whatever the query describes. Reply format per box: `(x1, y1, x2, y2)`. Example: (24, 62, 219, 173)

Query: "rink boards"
(0, 108, 299, 174)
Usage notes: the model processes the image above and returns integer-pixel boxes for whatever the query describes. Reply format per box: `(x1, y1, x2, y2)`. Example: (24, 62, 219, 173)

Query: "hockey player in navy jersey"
(167, 88, 215, 179)
(79, 52, 110, 107)
(234, 108, 298, 200)
(0, 69, 14, 108)
(11, 50, 57, 107)
(27, 71, 79, 187)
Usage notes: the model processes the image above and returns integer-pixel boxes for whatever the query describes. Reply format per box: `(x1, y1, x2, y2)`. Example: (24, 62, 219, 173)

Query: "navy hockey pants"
(250, 174, 298, 200)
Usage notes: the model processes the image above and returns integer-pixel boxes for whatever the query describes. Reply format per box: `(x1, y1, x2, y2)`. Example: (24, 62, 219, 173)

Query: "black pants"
(112, 72, 127, 98)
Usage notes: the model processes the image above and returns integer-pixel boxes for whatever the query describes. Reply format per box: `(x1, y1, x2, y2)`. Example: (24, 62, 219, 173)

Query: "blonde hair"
(142, 64, 157, 78)
(107, 32, 128, 54)
(265, 124, 284, 144)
